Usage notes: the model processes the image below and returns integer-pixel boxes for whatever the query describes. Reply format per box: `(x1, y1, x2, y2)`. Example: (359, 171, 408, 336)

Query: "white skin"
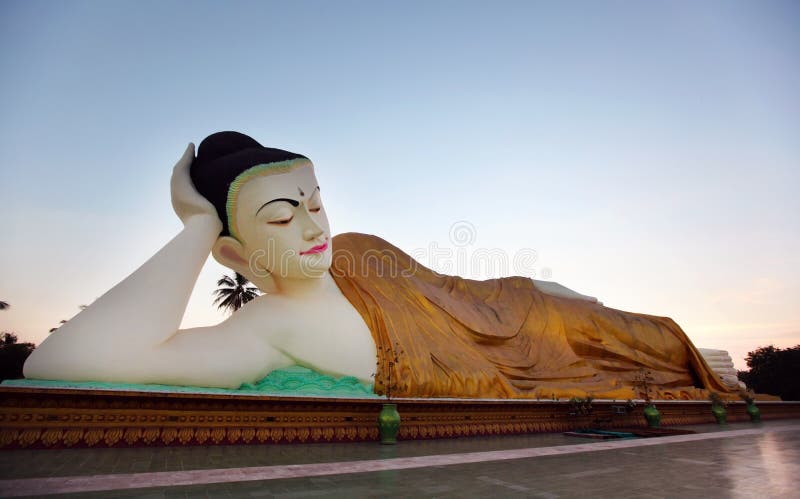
(23, 145, 377, 388)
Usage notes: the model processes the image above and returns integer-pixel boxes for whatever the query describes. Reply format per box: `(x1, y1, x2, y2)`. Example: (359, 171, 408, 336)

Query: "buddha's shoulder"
(220, 293, 305, 333)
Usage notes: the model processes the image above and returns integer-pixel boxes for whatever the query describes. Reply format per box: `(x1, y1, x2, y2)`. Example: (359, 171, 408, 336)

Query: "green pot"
(746, 403, 761, 423)
(643, 404, 660, 428)
(378, 403, 401, 444)
(712, 405, 727, 425)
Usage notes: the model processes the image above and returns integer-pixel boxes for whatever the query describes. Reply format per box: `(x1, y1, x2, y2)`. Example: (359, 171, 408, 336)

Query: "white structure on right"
(699, 348, 746, 391)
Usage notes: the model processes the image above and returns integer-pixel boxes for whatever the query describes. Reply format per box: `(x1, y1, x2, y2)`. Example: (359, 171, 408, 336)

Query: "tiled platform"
(0, 420, 798, 497)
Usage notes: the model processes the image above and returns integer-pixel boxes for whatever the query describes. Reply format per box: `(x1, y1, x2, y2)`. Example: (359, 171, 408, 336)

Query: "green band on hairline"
(226, 158, 310, 240)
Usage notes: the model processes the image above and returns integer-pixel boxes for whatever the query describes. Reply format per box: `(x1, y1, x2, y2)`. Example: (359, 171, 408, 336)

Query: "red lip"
(300, 240, 329, 255)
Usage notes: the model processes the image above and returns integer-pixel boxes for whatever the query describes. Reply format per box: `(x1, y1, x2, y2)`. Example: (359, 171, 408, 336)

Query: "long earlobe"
(212, 237, 249, 275)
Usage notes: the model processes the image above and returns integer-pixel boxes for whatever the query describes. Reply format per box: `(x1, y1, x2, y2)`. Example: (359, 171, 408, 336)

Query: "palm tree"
(0, 301, 8, 310)
(213, 273, 260, 314)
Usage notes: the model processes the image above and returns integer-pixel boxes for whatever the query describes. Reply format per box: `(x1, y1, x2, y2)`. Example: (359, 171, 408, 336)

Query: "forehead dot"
(298, 187, 305, 197)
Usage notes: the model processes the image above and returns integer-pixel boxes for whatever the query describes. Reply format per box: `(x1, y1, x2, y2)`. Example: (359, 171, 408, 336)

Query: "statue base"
(1, 386, 798, 449)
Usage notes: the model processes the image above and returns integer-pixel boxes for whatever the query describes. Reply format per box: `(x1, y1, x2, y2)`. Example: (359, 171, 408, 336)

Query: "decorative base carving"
(1, 387, 798, 449)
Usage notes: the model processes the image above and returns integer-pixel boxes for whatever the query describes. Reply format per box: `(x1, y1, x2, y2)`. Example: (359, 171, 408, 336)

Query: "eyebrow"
(255, 198, 300, 216)
(254, 186, 320, 216)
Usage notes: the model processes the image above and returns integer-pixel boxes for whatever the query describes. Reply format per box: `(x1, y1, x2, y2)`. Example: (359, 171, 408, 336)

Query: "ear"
(212, 236, 250, 275)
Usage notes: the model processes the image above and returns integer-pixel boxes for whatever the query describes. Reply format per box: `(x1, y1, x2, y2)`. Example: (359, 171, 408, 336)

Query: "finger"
(170, 143, 196, 198)
(173, 143, 196, 173)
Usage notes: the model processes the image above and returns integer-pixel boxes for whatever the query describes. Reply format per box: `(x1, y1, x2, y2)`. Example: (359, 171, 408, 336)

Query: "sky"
(1, 0, 798, 370)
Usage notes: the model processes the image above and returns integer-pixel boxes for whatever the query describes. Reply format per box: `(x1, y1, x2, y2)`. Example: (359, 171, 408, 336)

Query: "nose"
(303, 225, 324, 241)
(296, 202, 326, 241)
(299, 208, 325, 241)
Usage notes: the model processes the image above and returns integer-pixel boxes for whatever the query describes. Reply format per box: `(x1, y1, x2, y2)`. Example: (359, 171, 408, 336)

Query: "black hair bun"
(196, 131, 264, 164)
(190, 131, 307, 236)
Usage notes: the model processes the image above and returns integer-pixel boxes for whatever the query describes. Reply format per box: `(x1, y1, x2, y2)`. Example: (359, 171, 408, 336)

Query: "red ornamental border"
(1, 387, 798, 449)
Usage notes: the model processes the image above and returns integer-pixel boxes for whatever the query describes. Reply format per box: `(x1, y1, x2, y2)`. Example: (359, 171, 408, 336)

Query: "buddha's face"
(212, 160, 332, 282)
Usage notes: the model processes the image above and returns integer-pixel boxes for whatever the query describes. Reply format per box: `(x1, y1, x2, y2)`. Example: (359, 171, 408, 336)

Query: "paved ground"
(0, 420, 798, 498)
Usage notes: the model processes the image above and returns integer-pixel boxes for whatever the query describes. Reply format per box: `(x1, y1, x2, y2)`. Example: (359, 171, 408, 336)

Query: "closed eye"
(268, 217, 293, 225)
(309, 207, 321, 213)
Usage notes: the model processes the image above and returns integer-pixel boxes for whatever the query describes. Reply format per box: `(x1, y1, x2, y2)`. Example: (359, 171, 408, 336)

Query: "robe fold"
(330, 233, 734, 400)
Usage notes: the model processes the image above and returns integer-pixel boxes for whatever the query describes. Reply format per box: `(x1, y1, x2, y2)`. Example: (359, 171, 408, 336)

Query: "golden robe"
(330, 233, 734, 400)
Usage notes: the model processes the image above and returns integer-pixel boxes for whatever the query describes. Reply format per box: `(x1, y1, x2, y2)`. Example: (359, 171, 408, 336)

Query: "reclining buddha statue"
(23, 132, 736, 400)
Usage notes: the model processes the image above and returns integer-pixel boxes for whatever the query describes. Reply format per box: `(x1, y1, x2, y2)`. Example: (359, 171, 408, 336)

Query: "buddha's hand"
(170, 143, 223, 231)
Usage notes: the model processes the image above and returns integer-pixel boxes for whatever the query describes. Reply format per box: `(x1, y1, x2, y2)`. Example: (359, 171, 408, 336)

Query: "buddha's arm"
(23, 145, 231, 382)
(23, 219, 224, 381)
(145, 312, 293, 388)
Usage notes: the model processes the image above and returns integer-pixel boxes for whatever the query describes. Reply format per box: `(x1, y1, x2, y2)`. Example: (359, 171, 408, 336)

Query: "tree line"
(737, 344, 800, 401)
